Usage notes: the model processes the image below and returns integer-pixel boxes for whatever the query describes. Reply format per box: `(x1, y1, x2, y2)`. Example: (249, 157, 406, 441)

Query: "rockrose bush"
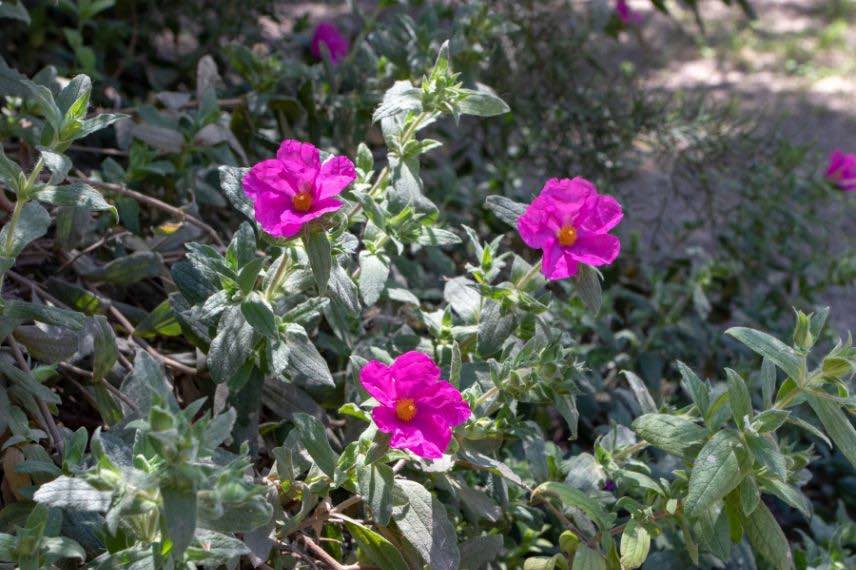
(0, 2, 854, 570)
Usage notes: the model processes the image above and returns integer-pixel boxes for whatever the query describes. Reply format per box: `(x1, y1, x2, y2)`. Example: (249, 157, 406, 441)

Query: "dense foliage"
(1, 1, 855, 569)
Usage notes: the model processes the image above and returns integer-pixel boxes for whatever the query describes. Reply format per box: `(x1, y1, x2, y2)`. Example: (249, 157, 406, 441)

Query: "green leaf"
(725, 368, 752, 427)
(372, 81, 422, 123)
(746, 433, 788, 481)
(36, 183, 116, 214)
(484, 195, 526, 227)
(303, 227, 331, 294)
(531, 481, 612, 530)
(806, 393, 856, 470)
(208, 305, 254, 384)
(744, 501, 793, 570)
(393, 479, 460, 570)
(623, 371, 656, 414)
(676, 361, 710, 416)
(13, 325, 78, 363)
(0, 0, 30, 24)
(38, 147, 71, 184)
(0, 145, 23, 190)
(457, 86, 510, 117)
(0, 201, 50, 257)
(478, 300, 514, 357)
(328, 264, 361, 314)
(217, 166, 254, 219)
(91, 315, 118, 382)
(82, 251, 163, 285)
(33, 476, 112, 511)
(283, 323, 334, 387)
(241, 293, 277, 339)
(726, 327, 803, 381)
(293, 412, 338, 478)
(77, 113, 127, 140)
(237, 256, 265, 293)
(0, 357, 60, 404)
(160, 481, 197, 558)
(572, 545, 606, 570)
(41, 536, 85, 561)
(684, 430, 747, 517)
(134, 299, 181, 338)
(229, 221, 257, 267)
(738, 476, 760, 515)
(575, 264, 602, 315)
(358, 463, 394, 526)
(760, 477, 811, 519)
(631, 414, 706, 456)
(752, 409, 789, 434)
(4, 299, 86, 330)
(619, 520, 651, 569)
(344, 519, 408, 570)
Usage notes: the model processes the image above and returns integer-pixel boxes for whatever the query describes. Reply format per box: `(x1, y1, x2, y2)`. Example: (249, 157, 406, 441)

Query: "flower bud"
(559, 530, 580, 554)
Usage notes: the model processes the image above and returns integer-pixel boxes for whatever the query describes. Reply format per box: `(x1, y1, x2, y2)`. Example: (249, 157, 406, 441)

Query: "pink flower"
(310, 22, 349, 64)
(517, 177, 623, 281)
(615, 0, 643, 25)
(242, 140, 356, 238)
(360, 351, 471, 460)
(825, 149, 856, 192)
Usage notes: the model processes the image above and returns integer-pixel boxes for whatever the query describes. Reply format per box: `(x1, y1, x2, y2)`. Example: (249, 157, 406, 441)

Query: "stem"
(1, 157, 44, 291)
(265, 251, 291, 301)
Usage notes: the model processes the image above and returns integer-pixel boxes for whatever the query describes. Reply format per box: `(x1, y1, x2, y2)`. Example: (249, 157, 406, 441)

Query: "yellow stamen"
(292, 190, 313, 212)
(557, 225, 577, 247)
(395, 398, 417, 422)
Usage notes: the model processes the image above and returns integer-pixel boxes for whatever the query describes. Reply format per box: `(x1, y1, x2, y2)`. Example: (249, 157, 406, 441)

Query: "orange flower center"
(557, 224, 577, 247)
(395, 398, 417, 422)
(292, 190, 313, 212)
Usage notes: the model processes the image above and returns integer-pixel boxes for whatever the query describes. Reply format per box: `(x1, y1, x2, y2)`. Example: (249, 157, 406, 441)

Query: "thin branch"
(71, 176, 224, 246)
(298, 534, 359, 570)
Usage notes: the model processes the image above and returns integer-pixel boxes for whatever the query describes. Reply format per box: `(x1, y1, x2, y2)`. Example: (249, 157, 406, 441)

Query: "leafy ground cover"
(0, 1, 855, 568)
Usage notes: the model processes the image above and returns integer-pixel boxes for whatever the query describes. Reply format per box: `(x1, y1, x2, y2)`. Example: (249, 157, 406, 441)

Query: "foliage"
(1, 1, 855, 569)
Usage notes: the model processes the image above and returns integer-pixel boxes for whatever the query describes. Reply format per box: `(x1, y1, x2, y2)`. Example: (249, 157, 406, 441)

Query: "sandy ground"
(612, 0, 856, 332)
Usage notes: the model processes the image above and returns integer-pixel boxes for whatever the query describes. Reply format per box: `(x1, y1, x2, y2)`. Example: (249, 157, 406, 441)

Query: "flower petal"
(390, 351, 441, 389)
(360, 361, 395, 406)
(249, 191, 294, 236)
(570, 233, 621, 266)
(276, 140, 321, 191)
(404, 413, 452, 459)
(541, 240, 579, 280)
(420, 382, 472, 426)
(243, 159, 295, 198)
(540, 177, 595, 225)
(579, 193, 623, 233)
(517, 200, 556, 249)
(317, 155, 357, 199)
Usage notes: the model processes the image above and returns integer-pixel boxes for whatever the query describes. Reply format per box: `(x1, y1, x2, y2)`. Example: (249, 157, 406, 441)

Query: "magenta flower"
(360, 351, 471, 460)
(825, 149, 856, 192)
(517, 177, 623, 281)
(242, 140, 356, 238)
(310, 22, 349, 64)
(615, 0, 643, 25)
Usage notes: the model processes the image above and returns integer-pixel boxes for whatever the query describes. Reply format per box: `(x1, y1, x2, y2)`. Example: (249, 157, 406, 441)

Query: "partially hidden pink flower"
(242, 140, 356, 238)
(615, 0, 643, 25)
(517, 177, 623, 281)
(360, 351, 471, 460)
(311, 22, 349, 64)
(825, 149, 856, 192)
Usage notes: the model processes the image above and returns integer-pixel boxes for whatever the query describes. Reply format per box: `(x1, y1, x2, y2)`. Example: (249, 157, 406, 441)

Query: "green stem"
(1, 157, 44, 292)
(265, 251, 291, 301)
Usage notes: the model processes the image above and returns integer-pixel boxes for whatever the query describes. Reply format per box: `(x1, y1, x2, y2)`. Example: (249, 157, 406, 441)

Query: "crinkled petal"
(517, 200, 555, 249)
(360, 361, 395, 406)
(243, 159, 295, 198)
(276, 140, 320, 192)
(248, 191, 293, 236)
(570, 232, 621, 266)
(540, 177, 595, 224)
(390, 351, 442, 395)
(420, 382, 471, 426)
(578, 193, 623, 233)
(311, 22, 349, 64)
(317, 155, 357, 199)
(542, 240, 579, 280)
(403, 413, 452, 459)
(267, 198, 343, 238)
